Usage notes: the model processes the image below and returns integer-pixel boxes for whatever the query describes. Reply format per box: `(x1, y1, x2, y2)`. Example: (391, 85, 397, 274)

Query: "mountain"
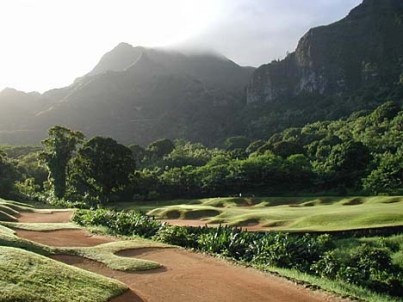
(0, 46, 254, 145)
(247, 0, 403, 104)
(1, 0, 402, 146)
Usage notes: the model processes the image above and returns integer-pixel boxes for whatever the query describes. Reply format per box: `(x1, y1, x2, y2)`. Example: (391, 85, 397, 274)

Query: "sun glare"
(0, 0, 222, 92)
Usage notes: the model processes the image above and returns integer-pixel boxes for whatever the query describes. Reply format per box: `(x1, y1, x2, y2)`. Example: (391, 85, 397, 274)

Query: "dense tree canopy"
(38, 126, 84, 198)
(1, 101, 401, 203)
(70, 137, 136, 203)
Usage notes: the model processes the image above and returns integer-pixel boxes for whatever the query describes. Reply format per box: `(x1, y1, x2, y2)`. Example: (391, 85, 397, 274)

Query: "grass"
(0, 246, 127, 302)
(0, 200, 169, 272)
(0, 221, 167, 272)
(142, 196, 403, 232)
(0, 223, 53, 255)
(63, 239, 170, 271)
(0, 198, 35, 212)
(0, 222, 81, 231)
(260, 265, 400, 302)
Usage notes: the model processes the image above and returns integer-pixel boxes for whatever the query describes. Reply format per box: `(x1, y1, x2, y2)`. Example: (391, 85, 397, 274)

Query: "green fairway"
(144, 196, 403, 231)
(0, 246, 127, 302)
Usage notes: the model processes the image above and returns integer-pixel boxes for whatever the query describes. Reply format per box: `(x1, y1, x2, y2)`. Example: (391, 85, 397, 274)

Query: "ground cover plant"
(73, 208, 403, 300)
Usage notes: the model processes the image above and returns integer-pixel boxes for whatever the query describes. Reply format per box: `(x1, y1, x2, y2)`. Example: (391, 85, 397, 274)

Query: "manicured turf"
(0, 200, 168, 272)
(0, 246, 127, 302)
(64, 240, 169, 271)
(0, 222, 81, 231)
(144, 196, 403, 231)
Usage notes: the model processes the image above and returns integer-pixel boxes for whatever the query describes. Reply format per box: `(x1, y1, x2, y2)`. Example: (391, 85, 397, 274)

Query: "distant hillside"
(0, 46, 254, 145)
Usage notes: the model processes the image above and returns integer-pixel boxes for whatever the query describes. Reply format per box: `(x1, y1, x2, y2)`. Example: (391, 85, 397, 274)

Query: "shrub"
(155, 225, 199, 248)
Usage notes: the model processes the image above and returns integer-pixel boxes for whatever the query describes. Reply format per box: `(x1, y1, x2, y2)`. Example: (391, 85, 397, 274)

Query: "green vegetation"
(0, 102, 401, 301)
(64, 240, 167, 272)
(0, 246, 127, 302)
(74, 208, 403, 299)
(0, 222, 80, 231)
(0, 200, 167, 273)
(146, 196, 403, 231)
(69, 136, 136, 204)
(264, 267, 399, 302)
(0, 102, 400, 206)
(39, 126, 85, 199)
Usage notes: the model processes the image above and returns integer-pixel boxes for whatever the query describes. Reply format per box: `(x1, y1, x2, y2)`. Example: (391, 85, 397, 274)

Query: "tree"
(128, 144, 146, 164)
(363, 151, 403, 195)
(246, 140, 265, 155)
(147, 139, 175, 158)
(0, 150, 19, 198)
(39, 126, 84, 198)
(271, 141, 304, 158)
(70, 137, 136, 203)
(224, 136, 251, 151)
(325, 141, 371, 189)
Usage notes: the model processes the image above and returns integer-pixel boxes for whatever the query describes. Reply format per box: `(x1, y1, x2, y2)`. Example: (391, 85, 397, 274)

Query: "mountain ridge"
(247, 0, 403, 104)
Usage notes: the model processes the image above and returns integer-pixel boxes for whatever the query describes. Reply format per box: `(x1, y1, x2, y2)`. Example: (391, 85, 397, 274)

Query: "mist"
(0, 0, 361, 92)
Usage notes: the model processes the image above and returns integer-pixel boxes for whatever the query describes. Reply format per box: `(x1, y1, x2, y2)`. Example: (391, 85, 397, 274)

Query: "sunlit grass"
(144, 196, 403, 231)
(260, 266, 400, 302)
(0, 246, 127, 302)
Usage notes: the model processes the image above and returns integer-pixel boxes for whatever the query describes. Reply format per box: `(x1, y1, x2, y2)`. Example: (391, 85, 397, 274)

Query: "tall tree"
(39, 126, 84, 198)
(70, 137, 136, 203)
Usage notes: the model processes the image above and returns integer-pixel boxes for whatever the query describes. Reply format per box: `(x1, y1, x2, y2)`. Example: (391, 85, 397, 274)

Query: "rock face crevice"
(247, 0, 403, 104)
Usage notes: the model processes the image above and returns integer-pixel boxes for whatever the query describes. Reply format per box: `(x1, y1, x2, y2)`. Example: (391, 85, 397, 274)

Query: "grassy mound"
(0, 204, 20, 216)
(146, 196, 403, 232)
(1, 222, 81, 231)
(183, 209, 220, 219)
(150, 204, 221, 220)
(63, 239, 168, 272)
(0, 198, 34, 212)
(0, 223, 52, 255)
(0, 210, 17, 222)
(0, 246, 127, 302)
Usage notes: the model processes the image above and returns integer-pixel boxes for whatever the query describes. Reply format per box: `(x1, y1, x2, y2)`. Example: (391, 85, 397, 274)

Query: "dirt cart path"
(18, 211, 348, 302)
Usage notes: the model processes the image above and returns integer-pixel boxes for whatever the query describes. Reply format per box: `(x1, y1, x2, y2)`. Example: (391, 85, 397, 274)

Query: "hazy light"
(0, 0, 361, 93)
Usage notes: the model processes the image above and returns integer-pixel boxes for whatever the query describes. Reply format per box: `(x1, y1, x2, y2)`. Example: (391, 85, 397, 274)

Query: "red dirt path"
(18, 210, 73, 223)
(16, 229, 114, 247)
(16, 211, 349, 302)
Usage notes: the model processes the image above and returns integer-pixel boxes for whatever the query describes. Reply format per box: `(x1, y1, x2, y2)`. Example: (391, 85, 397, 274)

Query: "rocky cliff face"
(247, 0, 403, 104)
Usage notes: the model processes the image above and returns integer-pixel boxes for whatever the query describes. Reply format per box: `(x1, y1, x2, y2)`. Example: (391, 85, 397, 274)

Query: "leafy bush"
(154, 225, 199, 248)
(73, 209, 163, 238)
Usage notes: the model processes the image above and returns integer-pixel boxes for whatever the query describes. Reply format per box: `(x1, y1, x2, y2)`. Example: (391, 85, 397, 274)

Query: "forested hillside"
(1, 101, 401, 204)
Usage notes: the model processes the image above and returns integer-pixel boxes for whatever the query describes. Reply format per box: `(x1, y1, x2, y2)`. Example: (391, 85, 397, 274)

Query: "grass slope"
(0, 200, 168, 272)
(63, 240, 169, 271)
(0, 246, 127, 302)
(144, 196, 403, 231)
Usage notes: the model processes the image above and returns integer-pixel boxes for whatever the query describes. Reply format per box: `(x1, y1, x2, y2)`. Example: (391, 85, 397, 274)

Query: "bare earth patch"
(18, 210, 73, 223)
(16, 229, 114, 247)
(18, 210, 349, 302)
(53, 248, 346, 302)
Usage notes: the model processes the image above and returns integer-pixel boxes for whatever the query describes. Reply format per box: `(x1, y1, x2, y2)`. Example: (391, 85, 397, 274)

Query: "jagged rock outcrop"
(247, 0, 403, 104)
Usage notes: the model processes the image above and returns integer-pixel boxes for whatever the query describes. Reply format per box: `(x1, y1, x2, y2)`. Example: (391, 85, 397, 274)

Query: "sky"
(0, 0, 361, 93)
